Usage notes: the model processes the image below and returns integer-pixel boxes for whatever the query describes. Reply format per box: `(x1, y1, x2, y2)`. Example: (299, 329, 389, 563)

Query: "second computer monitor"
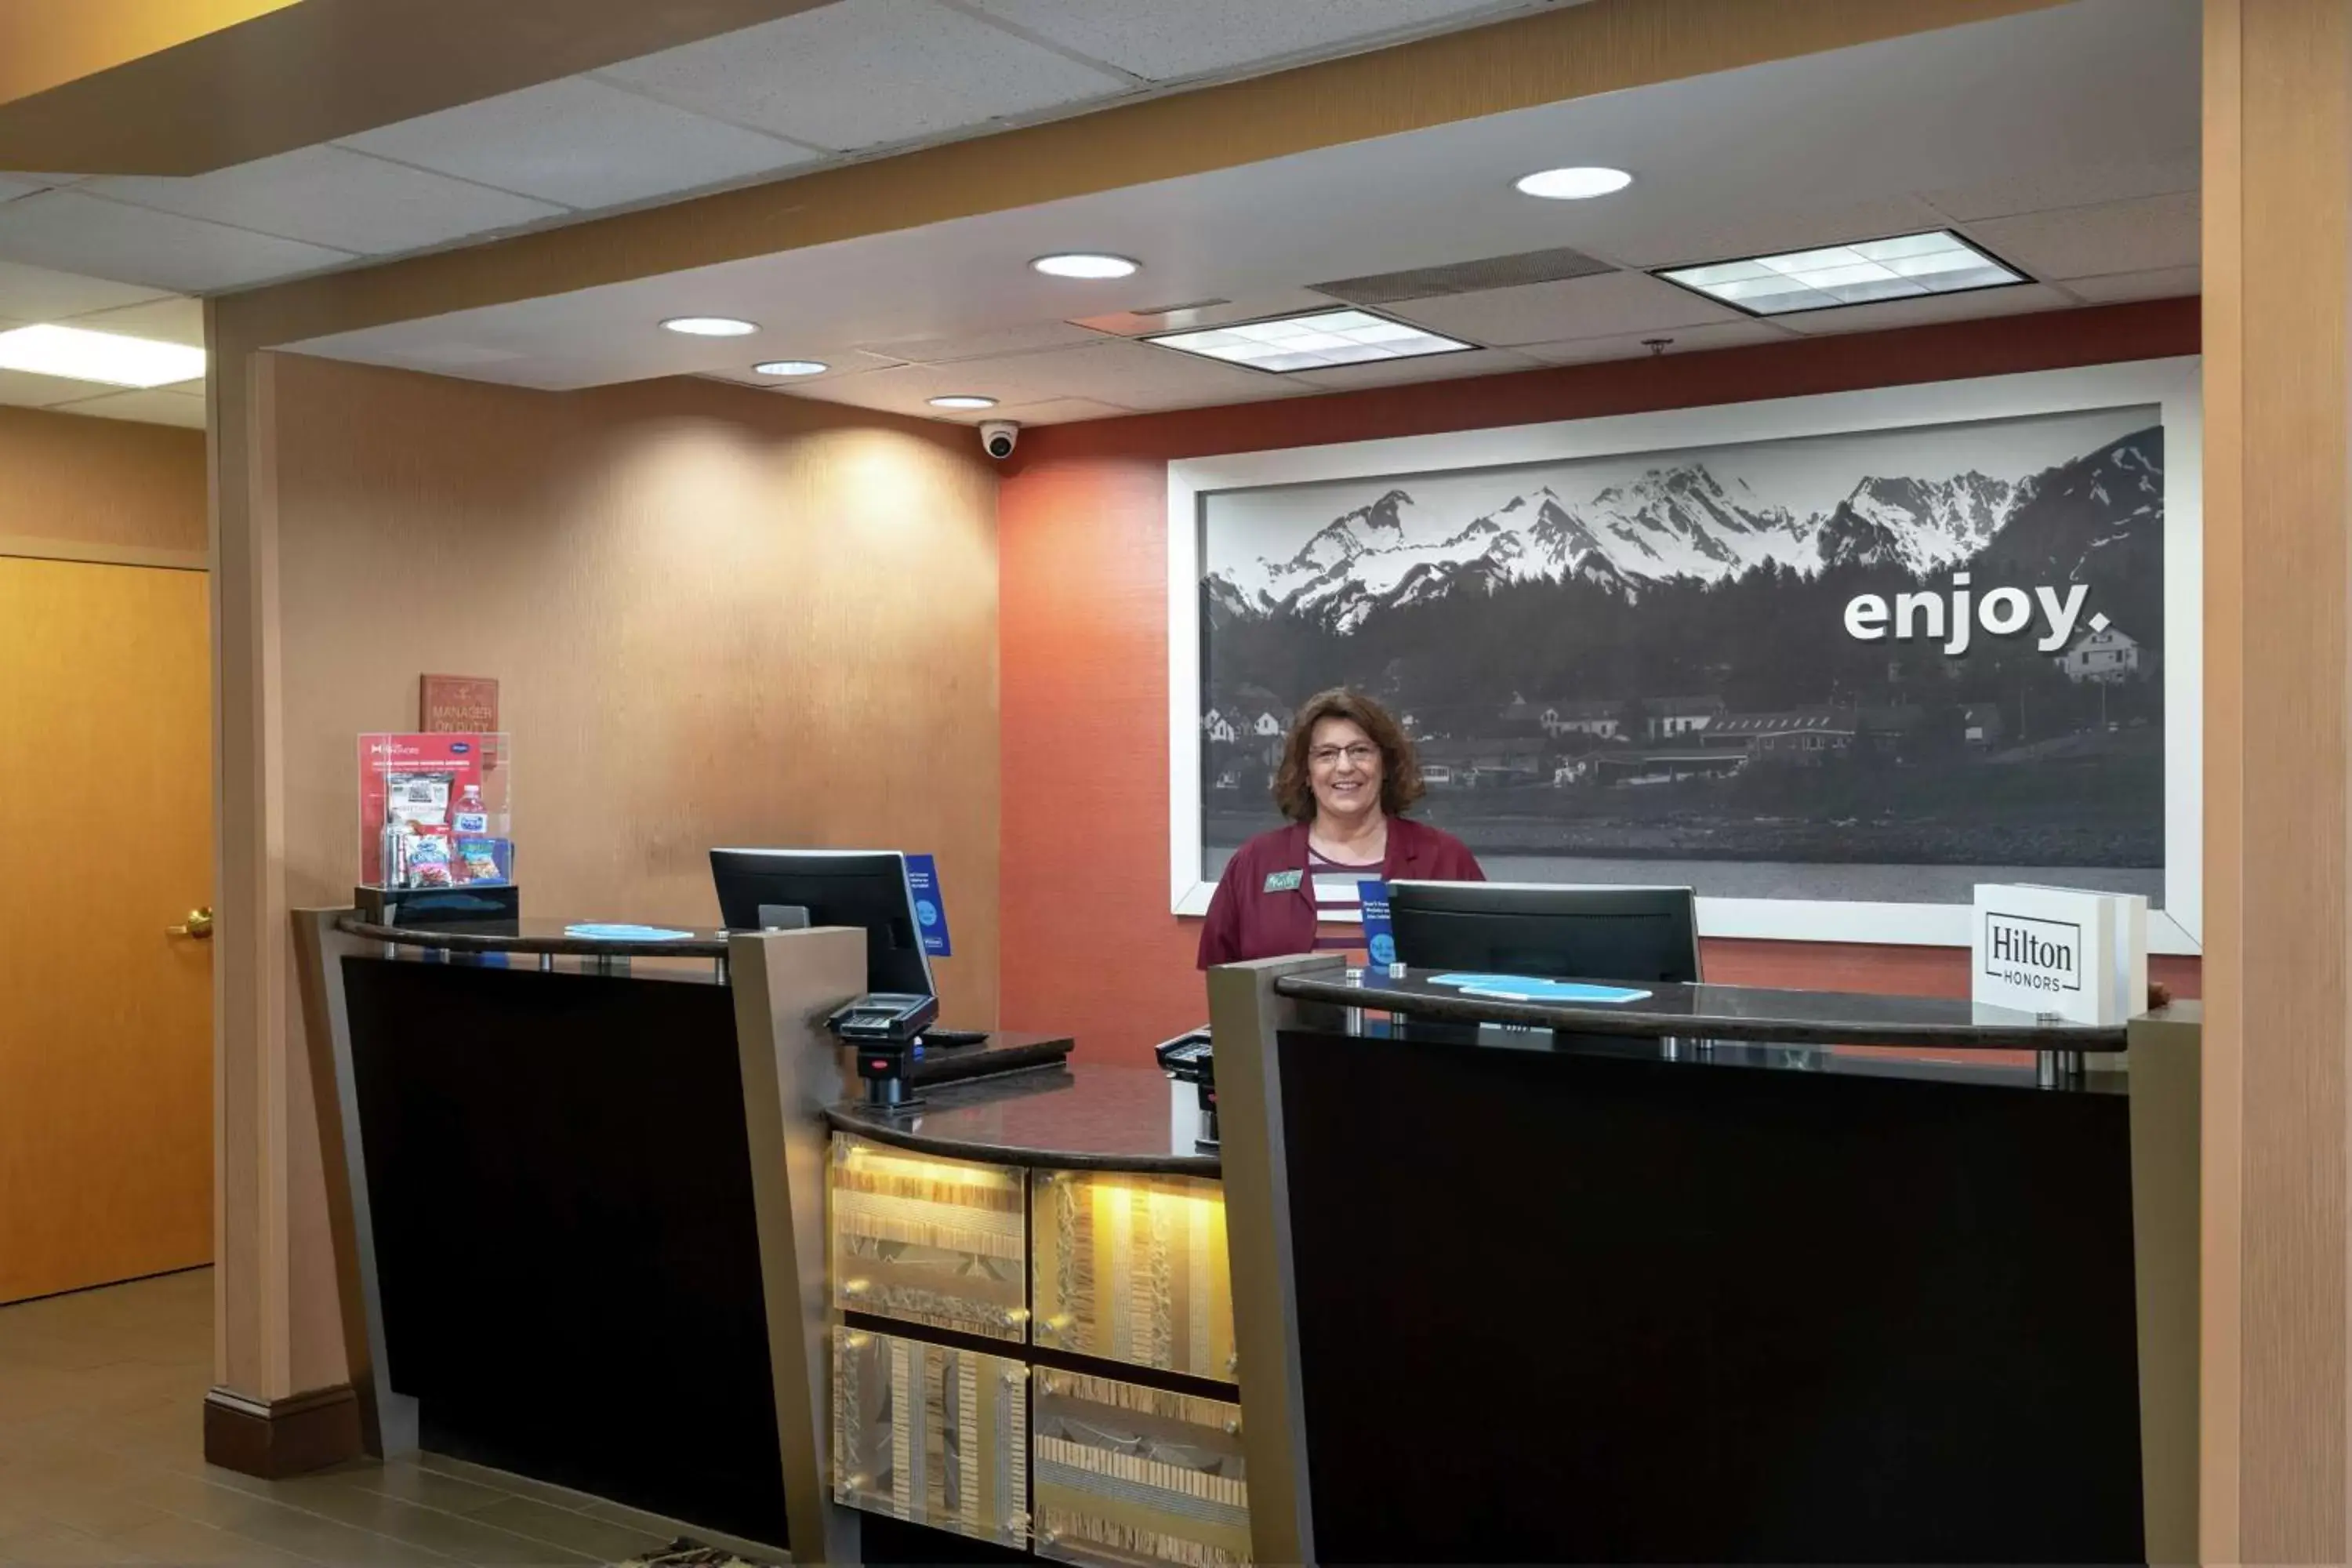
(1387, 881, 1700, 984)
(709, 848, 934, 996)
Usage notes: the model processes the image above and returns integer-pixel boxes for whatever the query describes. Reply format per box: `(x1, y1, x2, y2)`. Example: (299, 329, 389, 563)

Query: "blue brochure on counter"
(1358, 879, 1396, 967)
(564, 923, 696, 942)
(906, 853, 952, 958)
(1428, 972, 1653, 1005)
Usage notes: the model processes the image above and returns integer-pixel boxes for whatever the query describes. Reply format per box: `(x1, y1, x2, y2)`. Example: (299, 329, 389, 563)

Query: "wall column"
(2201, 0, 2352, 1559)
(207, 334, 359, 1472)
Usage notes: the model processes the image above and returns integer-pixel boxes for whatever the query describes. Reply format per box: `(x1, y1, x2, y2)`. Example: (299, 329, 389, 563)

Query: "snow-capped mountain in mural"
(1207, 430, 2160, 632)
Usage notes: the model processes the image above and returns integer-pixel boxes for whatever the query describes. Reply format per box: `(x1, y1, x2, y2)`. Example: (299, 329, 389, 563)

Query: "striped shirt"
(1308, 844, 1383, 953)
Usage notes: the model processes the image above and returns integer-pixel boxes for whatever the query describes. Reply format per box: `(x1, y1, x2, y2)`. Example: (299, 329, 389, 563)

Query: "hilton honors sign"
(1970, 884, 2148, 1026)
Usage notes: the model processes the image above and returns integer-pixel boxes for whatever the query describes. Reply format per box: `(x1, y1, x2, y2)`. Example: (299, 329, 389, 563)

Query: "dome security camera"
(980, 420, 1020, 459)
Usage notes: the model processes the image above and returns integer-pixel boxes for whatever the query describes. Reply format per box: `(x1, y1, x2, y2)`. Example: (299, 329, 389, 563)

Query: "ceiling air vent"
(1310, 246, 1615, 306)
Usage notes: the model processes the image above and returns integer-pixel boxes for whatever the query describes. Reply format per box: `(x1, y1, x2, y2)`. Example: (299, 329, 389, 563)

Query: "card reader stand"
(826, 993, 941, 1114)
(1155, 1029, 1216, 1150)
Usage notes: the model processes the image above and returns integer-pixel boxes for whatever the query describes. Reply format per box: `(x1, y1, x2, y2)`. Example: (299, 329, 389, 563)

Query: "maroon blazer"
(1196, 816, 1486, 968)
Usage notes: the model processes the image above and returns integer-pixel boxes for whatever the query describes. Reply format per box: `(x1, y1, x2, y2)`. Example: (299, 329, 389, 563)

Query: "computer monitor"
(710, 848, 934, 997)
(1387, 881, 1700, 984)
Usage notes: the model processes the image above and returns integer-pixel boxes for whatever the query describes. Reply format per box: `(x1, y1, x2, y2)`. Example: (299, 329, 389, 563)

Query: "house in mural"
(2059, 624, 2140, 683)
(1642, 695, 1725, 739)
(1704, 709, 1858, 760)
(1419, 739, 1548, 788)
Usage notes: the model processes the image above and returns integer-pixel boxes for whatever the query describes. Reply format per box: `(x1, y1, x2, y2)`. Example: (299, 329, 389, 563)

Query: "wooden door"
(0, 557, 212, 1303)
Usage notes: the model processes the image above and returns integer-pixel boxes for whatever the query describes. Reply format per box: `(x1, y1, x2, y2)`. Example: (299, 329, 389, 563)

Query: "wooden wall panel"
(252, 357, 1000, 1393)
(0, 559, 212, 1304)
(998, 301, 2201, 1064)
(0, 403, 206, 564)
(2201, 1, 2352, 1560)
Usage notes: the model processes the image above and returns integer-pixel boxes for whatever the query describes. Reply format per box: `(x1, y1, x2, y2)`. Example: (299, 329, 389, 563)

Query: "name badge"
(1263, 869, 1304, 893)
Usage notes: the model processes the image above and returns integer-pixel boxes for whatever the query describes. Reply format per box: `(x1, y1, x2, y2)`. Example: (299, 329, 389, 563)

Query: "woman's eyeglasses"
(1308, 744, 1379, 768)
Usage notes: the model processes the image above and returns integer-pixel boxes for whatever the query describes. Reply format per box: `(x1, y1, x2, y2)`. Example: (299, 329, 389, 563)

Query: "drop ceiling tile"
(1072, 291, 1335, 336)
(597, 0, 1131, 154)
(1517, 319, 1792, 365)
(1282, 346, 1541, 390)
(1607, 196, 1957, 271)
(989, 396, 1135, 424)
(1920, 154, 2200, 222)
(0, 176, 42, 205)
(2060, 265, 2201, 304)
(787, 337, 1305, 419)
(1380, 269, 1743, 347)
(965, 0, 1523, 82)
(0, 191, 354, 292)
(51, 387, 207, 429)
(852, 321, 1112, 362)
(0, 367, 114, 408)
(0, 259, 170, 323)
(1768, 282, 2080, 337)
(338, 77, 822, 212)
(701, 350, 906, 389)
(69, 294, 204, 346)
(87, 146, 565, 256)
(1964, 193, 2199, 281)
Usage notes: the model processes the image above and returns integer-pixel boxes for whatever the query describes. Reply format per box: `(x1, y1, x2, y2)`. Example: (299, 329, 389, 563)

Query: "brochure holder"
(356, 731, 520, 926)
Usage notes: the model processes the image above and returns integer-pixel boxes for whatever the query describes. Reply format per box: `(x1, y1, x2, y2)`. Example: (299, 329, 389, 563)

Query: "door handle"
(168, 906, 214, 939)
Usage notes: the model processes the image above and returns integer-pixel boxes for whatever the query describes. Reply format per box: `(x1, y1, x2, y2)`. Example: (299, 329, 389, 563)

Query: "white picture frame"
(1166, 357, 2203, 956)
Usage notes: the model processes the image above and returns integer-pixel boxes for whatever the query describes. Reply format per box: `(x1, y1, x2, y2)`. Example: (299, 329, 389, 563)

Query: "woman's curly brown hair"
(1270, 688, 1425, 823)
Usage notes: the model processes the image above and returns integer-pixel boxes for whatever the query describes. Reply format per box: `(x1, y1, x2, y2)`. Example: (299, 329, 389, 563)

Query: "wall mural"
(1198, 405, 2165, 906)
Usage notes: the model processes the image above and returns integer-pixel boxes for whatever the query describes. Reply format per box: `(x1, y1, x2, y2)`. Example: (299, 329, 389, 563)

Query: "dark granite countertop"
(1279, 970, 2132, 1051)
(339, 914, 730, 958)
(826, 1065, 1215, 1176)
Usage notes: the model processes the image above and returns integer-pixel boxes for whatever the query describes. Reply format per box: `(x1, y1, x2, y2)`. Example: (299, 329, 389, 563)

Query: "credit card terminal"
(827, 993, 940, 1111)
(1154, 1028, 1216, 1149)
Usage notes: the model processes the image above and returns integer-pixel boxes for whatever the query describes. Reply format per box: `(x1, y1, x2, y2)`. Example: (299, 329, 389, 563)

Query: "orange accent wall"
(999, 298, 2202, 1063)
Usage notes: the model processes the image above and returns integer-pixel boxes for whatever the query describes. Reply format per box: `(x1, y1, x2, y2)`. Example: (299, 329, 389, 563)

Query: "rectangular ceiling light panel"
(1656, 230, 2026, 317)
(1145, 307, 1472, 373)
(0, 324, 205, 387)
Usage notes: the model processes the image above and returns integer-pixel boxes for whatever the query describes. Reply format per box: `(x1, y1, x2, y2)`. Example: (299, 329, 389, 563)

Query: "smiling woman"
(1196, 687, 1483, 967)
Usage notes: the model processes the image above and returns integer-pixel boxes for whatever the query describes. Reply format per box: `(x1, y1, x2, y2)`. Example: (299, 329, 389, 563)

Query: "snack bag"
(456, 837, 506, 885)
(386, 769, 456, 827)
(406, 829, 456, 888)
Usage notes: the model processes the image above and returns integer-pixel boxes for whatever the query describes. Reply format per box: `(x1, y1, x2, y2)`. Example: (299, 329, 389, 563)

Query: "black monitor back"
(1388, 880, 1700, 983)
(709, 848, 932, 996)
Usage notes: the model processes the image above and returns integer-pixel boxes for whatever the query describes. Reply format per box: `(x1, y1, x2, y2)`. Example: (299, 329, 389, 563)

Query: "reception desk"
(293, 913, 2196, 1566)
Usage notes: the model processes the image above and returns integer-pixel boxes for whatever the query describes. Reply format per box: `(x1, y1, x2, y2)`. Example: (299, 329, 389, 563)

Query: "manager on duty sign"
(1971, 884, 2149, 1027)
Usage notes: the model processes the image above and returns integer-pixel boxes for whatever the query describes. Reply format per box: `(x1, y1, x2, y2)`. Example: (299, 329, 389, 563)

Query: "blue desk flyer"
(906, 854, 952, 958)
(1359, 879, 1396, 967)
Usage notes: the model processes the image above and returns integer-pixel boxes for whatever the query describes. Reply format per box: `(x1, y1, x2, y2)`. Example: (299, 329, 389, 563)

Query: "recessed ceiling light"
(929, 394, 997, 410)
(0, 324, 205, 387)
(753, 360, 828, 377)
(1513, 166, 1634, 200)
(1654, 230, 2027, 317)
(662, 316, 758, 337)
(1031, 252, 1141, 279)
(1144, 307, 1472, 373)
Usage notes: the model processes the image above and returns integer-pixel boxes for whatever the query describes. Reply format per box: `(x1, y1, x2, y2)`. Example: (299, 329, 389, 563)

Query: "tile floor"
(0, 1269, 785, 1566)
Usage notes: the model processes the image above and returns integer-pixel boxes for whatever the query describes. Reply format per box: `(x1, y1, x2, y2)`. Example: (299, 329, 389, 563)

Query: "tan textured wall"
(262, 355, 1000, 1391)
(2200, 0, 2352, 1559)
(0, 402, 205, 561)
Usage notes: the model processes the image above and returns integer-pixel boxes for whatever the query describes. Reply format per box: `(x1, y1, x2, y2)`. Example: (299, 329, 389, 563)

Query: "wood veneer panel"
(246, 357, 1001, 1393)
(0, 403, 205, 558)
(2202, 0, 2352, 1559)
(0, 557, 212, 1303)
